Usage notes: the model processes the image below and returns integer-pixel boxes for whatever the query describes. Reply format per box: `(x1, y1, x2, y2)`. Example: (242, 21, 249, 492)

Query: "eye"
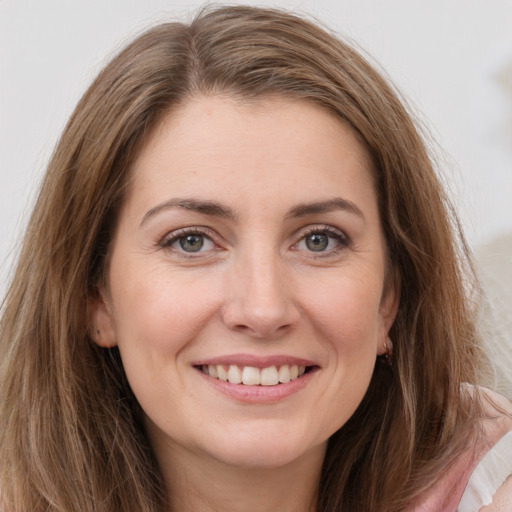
(294, 226, 349, 255)
(305, 233, 330, 251)
(161, 228, 216, 254)
(176, 234, 206, 252)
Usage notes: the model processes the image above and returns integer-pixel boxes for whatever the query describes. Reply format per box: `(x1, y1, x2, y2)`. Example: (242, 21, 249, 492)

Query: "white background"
(1, 0, 511, 294)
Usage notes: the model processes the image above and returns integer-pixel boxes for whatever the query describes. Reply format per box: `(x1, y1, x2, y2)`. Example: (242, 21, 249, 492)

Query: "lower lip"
(196, 368, 316, 403)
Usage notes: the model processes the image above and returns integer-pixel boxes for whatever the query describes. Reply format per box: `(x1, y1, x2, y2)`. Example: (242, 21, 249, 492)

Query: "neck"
(156, 441, 326, 512)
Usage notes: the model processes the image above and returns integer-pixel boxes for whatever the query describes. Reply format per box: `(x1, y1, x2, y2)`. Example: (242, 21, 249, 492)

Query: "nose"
(221, 250, 300, 339)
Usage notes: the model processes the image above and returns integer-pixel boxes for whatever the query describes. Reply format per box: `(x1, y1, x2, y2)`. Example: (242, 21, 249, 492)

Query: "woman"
(0, 5, 510, 511)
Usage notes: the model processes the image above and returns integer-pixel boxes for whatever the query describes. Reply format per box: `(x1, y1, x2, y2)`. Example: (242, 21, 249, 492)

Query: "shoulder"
(458, 384, 511, 441)
(479, 476, 512, 511)
(408, 386, 512, 512)
(469, 385, 512, 422)
(457, 386, 512, 512)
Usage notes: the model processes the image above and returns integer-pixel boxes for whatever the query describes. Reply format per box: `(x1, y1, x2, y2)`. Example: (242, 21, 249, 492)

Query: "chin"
(217, 447, 299, 469)
(202, 426, 326, 470)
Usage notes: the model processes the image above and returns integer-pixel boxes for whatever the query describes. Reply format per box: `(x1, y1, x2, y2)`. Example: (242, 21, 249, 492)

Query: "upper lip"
(192, 354, 318, 368)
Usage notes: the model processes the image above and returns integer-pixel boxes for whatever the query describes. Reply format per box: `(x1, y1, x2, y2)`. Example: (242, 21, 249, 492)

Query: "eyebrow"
(140, 198, 237, 227)
(285, 198, 365, 220)
(140, 196, 364, 227)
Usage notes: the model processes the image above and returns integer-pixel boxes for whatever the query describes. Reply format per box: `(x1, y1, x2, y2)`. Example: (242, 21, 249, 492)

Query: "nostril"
(232, 324, 251, 333)
(221, 297, 300, 338)
(230, 321, 293, 339)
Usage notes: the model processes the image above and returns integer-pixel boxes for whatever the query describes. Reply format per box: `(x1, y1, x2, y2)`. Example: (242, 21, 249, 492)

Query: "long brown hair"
(0, 6, 484, 511)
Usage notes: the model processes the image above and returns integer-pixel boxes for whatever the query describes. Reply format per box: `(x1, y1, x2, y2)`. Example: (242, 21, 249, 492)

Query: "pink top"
(409, 387, 512, 511)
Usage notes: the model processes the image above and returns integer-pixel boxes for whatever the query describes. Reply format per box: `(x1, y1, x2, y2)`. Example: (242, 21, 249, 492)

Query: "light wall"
(1, 0, 511, 292)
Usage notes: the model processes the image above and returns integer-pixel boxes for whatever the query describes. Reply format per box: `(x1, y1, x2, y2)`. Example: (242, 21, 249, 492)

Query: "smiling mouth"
(196, 364, 313, 386)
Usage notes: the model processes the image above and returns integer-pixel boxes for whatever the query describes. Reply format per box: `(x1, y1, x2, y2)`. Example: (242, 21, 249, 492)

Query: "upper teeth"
(201, 364, 306, 386)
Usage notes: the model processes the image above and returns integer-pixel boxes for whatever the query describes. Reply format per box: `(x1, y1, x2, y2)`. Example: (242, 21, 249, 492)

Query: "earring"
(381, 336, 393, 366)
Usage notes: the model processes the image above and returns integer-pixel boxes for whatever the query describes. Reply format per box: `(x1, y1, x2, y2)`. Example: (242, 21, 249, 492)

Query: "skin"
(91, 95, 399, 512)
(481, 477, 512, 511)
(479, 391, 512, 511)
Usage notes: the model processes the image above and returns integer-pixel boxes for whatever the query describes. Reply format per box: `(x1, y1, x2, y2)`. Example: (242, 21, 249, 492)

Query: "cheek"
(301, 275, 383, 436)
(110, 263, 222, 355)
(109, 266, 224, 420)
(303, 272, 384, 355)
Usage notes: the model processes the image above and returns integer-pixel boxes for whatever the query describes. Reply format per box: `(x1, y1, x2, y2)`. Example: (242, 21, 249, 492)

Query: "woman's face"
(92, 96, 398, 471)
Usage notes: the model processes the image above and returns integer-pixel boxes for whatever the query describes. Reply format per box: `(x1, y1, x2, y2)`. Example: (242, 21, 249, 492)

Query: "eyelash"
(159, 225, 350, 258)
(295, 225, 350, 257)
(159, 227, 219, 258)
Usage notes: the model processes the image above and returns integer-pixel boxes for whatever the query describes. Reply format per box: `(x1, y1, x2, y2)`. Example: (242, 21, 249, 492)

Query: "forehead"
(124, 95, 376, 219)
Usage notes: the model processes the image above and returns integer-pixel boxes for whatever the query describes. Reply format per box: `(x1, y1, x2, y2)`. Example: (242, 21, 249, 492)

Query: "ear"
(377, 267, 400, 355)
(88, 288, 117, 348)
